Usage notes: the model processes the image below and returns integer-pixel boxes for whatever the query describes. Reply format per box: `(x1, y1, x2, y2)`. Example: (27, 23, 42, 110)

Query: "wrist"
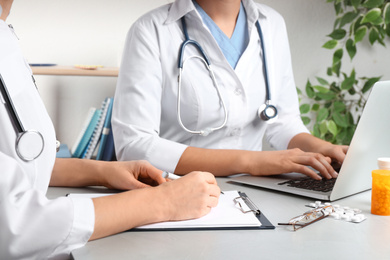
(235, 150, 253, 174)
(148, 184, 172, 222)
(92, 161, 112, 186)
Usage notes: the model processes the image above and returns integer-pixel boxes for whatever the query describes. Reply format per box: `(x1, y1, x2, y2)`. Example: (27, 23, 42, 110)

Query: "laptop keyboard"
(278, 177, 336, 193)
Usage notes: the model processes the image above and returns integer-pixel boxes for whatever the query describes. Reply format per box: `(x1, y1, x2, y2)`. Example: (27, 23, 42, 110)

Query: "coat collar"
(165, 0, 269, 25)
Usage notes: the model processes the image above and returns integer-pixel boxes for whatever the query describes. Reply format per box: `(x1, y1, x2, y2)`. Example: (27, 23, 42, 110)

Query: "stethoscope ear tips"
(258, 104, 278, 123)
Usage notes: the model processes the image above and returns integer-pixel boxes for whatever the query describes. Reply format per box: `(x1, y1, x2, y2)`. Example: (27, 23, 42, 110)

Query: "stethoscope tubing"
(0, 74, 45, 161)
(176, 16, 278, 136)
(0, 74, 25, 133)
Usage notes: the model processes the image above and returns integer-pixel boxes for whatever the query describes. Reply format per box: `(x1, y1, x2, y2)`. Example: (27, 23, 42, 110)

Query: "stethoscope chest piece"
(16, 130, 44, 161)
(258, 102, 278, 124)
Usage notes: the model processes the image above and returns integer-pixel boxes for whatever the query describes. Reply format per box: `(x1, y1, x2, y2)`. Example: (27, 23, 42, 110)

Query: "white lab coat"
(112, 0, 309, 172)
(0, 21, 94, 259)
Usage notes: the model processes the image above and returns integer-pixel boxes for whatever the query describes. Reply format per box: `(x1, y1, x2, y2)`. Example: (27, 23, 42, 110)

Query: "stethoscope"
(177, 17, 278, 137)
(0, 74, 45, 161)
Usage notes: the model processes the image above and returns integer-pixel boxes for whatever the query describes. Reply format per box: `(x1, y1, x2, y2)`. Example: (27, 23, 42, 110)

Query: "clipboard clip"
(234, 193, 261, 215)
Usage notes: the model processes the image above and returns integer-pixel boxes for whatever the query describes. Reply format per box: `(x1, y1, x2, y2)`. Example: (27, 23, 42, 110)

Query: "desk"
(47, 178, 390, 260)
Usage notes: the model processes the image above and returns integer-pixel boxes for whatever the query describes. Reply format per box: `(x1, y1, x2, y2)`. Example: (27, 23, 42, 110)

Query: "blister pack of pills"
(307, 201, 366, 223)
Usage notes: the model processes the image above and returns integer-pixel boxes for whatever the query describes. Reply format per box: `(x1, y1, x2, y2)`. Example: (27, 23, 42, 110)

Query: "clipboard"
(67, 190, 275, 231)
(133, 191, 275, 231)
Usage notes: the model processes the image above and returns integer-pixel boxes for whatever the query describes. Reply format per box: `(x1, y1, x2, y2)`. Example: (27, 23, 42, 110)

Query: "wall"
(7, 0, 390, 147)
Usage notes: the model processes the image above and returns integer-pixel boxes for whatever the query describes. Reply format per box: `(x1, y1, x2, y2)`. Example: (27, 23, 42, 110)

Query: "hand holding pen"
(162, 171, 182, 180)
(162, 171, 224, 194)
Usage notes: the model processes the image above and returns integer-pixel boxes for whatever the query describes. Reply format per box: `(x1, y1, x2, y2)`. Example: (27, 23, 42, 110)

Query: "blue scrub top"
(193, 1, 249, 69)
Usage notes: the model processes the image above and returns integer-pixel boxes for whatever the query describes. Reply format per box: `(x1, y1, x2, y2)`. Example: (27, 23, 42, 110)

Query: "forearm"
(175, 146, 252, 176)
(50, 158, 106, 187)
(288, 133, 331, 153)
(90, 187, 165, 240)
(90, 171, 220, 240)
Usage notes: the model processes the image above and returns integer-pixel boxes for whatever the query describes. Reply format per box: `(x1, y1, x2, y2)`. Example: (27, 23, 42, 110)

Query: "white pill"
(351, 215, 366, 223)
(331, 213, 341, 220)
(341, 214, 351, 221)
(325, 208, 333, 214)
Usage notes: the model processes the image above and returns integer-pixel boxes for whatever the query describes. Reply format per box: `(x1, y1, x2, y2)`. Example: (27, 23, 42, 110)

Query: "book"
(83, 98, 112, 159)
(101, 127, 116, 161)
(67, 190, 275, 230)
(71, 107, 96, 155)
(72, 109, 101, 158)
(96, 97, 114, 160)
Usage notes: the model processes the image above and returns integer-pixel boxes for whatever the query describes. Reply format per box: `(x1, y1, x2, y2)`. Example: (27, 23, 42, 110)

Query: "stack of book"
(70, 97, 116, 161)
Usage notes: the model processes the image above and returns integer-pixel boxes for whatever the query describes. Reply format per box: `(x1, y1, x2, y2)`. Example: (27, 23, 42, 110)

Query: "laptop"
(230, 81, 390, 201)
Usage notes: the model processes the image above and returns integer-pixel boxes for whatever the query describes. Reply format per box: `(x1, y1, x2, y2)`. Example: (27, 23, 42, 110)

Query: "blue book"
(83, 98, 112, 159)
(101, 127, 116, 161)
(72, 109, 101, 158)
(96, 97, 114, 160)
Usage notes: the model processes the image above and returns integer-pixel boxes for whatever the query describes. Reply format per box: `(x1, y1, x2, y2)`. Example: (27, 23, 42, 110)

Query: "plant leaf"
(333, 112, 349, 127)
(316, 92, 337, 100)
(362, 76, 381, 93)
(363, 0, 384, 9)
(354, 26, 368, 43)
(333, 101, 346, 112)
(327, 120, 338, 136)
(312, 103, 320, 111)
(340, 11, 359, 28)
(316, 77, 329, 86)
(305, 81, 315, 98)
(345, 38, 357, 59)
(328, 29, 347, 40)
(313, 85, 330, 93)
(320, 121, 329, 136)
(361, 8, 382, 24)
(384, 2, 390, 24)
(301, 116, 311, 125)
(323, 39, 338, 49)
(333, 48, 343, 64)
(300, 104, 311, 114)
(317, 108, 329, 122)
(351, 0, 361, 10)
(369, 27, 380, 44)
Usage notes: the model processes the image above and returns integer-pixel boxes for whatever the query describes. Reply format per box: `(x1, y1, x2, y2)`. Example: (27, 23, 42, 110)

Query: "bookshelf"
(31, 65, 119, 77)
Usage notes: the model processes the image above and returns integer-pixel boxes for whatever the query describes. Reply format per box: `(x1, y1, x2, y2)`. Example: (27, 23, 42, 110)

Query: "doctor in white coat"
(112, 0, 348, 180)
(0, 1, 220, 259)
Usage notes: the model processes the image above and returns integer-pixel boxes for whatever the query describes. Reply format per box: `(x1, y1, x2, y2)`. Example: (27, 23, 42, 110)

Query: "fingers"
(168, 171, 220, 219)
(292, 152, 337, 180)
(130, 180, 151, 189)
(333, 145, 349, 163)
(138, 161, 167, 185)
(207, 184, 221, 208)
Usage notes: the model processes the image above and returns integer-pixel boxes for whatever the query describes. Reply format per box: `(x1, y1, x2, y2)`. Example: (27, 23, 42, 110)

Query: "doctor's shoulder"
(254, 3, 286, 27)
(128, 3, 172, 33)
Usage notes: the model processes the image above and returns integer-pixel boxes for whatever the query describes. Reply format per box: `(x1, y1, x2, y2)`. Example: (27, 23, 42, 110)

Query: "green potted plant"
(298, 0, 390, 145)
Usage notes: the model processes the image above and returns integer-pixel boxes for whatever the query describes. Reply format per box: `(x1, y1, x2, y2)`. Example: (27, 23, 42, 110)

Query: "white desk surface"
(46, 177, 390, 260)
